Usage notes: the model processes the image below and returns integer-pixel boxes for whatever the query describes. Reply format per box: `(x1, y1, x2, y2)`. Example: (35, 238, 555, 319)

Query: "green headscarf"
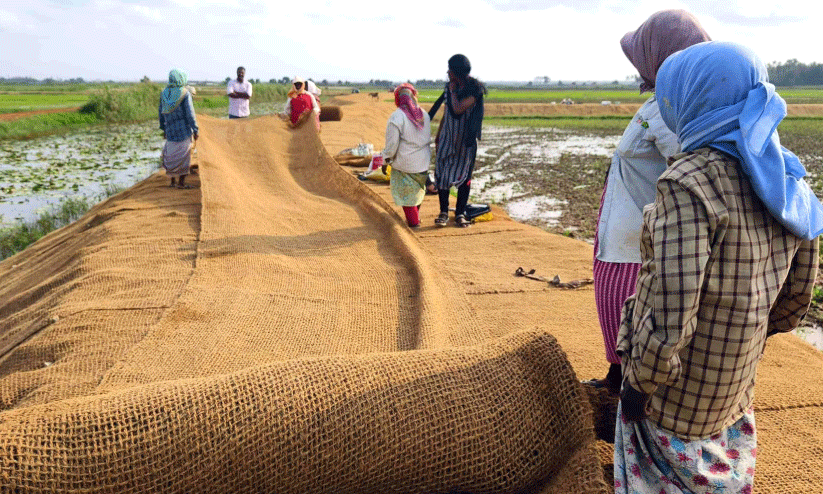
(160, 69, 189, 114)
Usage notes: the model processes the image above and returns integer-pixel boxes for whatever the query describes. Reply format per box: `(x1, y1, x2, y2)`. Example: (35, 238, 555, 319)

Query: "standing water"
(0, 122, 163, 228)
(472, 125, 823, 351)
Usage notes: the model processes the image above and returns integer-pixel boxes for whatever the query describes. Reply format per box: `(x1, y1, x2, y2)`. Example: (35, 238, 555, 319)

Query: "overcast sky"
(1, 0, 820, 83)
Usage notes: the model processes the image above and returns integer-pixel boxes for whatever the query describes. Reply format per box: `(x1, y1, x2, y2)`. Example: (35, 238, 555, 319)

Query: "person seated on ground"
(614, 41, 822, 494)
(158, 68, 198, 189)
(280, 77, 320, 131)
(306, 79, 322, 108)
(381, 83, 432, 228)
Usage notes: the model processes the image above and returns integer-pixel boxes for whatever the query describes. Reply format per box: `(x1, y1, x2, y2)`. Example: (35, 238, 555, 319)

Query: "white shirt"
(382, 108, 432, 174)
(596, 96, 680, 263)
(226, 79, 253, 117)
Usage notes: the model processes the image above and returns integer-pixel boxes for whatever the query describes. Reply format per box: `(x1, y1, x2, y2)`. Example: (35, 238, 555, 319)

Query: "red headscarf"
(393, 83, 425, 130)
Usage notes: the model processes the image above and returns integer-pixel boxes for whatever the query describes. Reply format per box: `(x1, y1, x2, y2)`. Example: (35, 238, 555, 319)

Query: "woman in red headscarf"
(281, 76, 320, 130)
(382, 83, 432, 228)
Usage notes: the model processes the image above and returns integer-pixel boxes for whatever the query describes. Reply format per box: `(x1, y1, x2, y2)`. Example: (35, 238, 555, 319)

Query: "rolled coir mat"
(320, 106, 342, 122)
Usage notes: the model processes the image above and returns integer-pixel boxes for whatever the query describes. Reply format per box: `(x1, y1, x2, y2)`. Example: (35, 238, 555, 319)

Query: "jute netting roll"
(0, 331, 607, 493)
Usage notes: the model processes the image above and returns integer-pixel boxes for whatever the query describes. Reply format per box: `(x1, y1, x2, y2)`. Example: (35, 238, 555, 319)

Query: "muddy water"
(0, 122, 163, 227)
(473, 126, 616, 229)
(473, 125, 822, 351)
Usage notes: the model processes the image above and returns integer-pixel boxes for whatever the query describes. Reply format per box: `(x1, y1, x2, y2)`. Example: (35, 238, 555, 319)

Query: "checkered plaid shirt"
(159, 92, 198, 142)
(617, 148, 818, 439)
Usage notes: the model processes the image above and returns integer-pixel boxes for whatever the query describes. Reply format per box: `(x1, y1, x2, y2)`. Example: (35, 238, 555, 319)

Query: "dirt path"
(0, 107, 82, 121)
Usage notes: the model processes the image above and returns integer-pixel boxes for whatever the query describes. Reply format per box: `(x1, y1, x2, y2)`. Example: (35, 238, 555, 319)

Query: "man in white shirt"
(227, 66, 252, 118)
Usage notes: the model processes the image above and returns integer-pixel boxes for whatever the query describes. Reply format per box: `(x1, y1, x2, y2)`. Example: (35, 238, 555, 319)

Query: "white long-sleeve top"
(596, 96, 680, 263)
(382, 108, 432, 174)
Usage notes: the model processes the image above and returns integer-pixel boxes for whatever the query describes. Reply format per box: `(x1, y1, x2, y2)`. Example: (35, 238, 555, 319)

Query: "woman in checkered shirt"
(613, 41, 823, 494)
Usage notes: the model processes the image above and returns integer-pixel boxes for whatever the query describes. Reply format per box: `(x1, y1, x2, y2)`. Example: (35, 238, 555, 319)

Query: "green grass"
(485, 115, 630, 132)
(0, 93, 91, 113)
(0, 112, 101, 139)
(484, 114, 823, 134)
(416, 88, 651, 104)
(80, 83, 164, 122)
(418, 87, 823, 105)
(0, 196, 91, 260)
(0, 84, 100, 93)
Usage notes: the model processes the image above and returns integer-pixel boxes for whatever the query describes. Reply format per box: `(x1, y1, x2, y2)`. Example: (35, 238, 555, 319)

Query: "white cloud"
(2, 0, 823, 82)
(130, 5, 164, 23)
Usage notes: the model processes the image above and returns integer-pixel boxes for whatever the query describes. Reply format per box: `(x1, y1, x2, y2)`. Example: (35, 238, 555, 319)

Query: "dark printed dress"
(434, 81, 484, 190)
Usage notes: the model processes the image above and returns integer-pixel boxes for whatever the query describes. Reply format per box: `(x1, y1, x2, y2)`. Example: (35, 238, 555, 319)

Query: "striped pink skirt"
(593, 181, 641, 364)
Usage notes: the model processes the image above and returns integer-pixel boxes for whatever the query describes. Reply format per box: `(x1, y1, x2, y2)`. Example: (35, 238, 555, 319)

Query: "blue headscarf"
(656, 41, 823, 240)
(160, 69, 189, 114)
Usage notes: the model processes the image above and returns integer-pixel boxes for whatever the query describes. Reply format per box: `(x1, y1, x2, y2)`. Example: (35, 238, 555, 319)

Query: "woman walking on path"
(614, 40, 822, 494)
(586, 10, 710, 394)
(428, 54, 485, 228)
(159, 68, 199, 189)
(382, 83, 432, 228)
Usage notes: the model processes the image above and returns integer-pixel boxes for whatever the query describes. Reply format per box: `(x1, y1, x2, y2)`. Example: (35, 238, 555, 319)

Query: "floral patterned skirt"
(390, 170, 427, 207)
(614, 403, 757, 494)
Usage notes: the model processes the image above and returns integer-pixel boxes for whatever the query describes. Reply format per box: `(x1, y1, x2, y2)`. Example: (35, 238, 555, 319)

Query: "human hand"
(619, 383, 650, 422)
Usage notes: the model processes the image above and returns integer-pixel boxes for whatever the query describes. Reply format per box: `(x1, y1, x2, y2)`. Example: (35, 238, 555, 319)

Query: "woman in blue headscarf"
(614, 41, 821, 493)
(159, 68, 199, 189)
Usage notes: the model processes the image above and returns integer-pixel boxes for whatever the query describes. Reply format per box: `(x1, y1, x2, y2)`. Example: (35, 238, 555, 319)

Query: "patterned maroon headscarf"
(394, 83, 425, 130)
(621, 9, 711, 93)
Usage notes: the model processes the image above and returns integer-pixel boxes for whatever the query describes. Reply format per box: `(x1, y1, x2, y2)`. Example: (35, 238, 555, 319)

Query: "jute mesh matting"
(0, 105, 606, 493)
(0, 94, 820, 493)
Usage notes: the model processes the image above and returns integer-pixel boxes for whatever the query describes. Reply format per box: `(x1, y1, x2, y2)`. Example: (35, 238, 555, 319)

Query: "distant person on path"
(614, 40, 822, 494)
(382, 83, 432, 228)
(306, 79, 322, 108)
(227, 66, 252, 118)
(158, 68, 198, 189)
(428, 54, 485, 228)
(585, 10, 711, 395)
(281, 76, 320, 131)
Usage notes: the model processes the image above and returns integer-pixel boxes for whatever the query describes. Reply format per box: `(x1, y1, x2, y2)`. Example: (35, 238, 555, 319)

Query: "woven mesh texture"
(0, 94, 820, 493)
(328, 95, 823, 494)
(0, 97, 608, 493)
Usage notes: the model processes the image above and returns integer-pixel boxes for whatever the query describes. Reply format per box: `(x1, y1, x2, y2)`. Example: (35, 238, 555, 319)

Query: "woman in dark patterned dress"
(428, 54, 486, 228)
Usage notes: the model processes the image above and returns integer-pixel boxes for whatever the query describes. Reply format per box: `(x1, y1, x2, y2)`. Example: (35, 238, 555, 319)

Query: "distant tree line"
(0, 77, 86, 84)
(768, 59, 823, 86)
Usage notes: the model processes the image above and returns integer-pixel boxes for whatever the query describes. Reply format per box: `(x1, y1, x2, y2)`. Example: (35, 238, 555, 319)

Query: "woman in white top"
(587, 10, 711, 394)
(382, 83, 432, 228)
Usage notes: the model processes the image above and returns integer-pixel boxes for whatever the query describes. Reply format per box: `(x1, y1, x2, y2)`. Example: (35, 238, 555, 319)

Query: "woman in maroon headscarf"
(382, 83, 432, 228)
(585, 10, 711, 394)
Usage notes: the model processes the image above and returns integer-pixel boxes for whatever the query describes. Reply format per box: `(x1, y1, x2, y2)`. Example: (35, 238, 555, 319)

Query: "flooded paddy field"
(473, 125, 616, 238)
(0, 122, 163, 227)
(472, 123, 823, 350)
